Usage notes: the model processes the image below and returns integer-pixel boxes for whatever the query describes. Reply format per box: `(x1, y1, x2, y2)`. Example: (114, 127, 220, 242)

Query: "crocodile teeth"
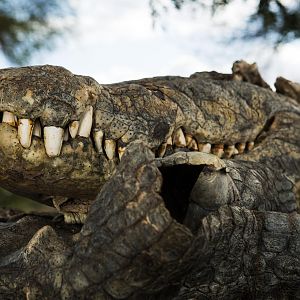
(63, 128, 69, 142)
(236, 143, 246, 154)
(157, 136, 173, 157)
(173, 128, 186, 147)
(69, 121, 79, 138)
(18, 119, 33, 148)
(93, 130, 104, 153)
(44, 126, 64, 157)
(185, 134, 198, 151)
(224, 145, 235, 158)
(188, 138, 198, 151)
(78, 106, 93, 137)
(185, 134, 193, 146)
(2, 111, 17, 127)
(247, 141, 255, 151)
(104, 139, 116, 160)
(212, 144, 224, 158)
(33, 120, 42, 138)
(157, 142, 168, 158)
(118, 146, 126, 160)
(198, 142, 211, 153)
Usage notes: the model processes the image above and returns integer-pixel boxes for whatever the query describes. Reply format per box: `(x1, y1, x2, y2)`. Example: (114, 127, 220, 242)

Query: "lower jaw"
(0, 124, 112, 203)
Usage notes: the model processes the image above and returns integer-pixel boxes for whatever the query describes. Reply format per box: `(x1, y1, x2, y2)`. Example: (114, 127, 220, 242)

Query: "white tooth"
(185, 134, 193, 146)
(2, 111, 17, 126)
(173, 128, 186, 147)
(247, 141, 255, 151)
(198, 142, 211, 153)
(188, 138, 198, 151)
(78, 106, 93, 137)
(69, 121, 79, 138)
(212, 144, 224, 158)
(167, 136, 173, 146)
(184, 133, 198, 151)
(33, 120, 42, 138)
(18, 119, 33, 148)
(224, 145, 235, 158)
(157, 136, 173, 157)
(118, 146, 126, 160)
(64, 128, 69, 141)
(93, 130, 104, 153)
(104, 139, 116, 160)
(157, 142, 167, 158)
(44, 126, 64, 157)
(236, 143, 246, 154)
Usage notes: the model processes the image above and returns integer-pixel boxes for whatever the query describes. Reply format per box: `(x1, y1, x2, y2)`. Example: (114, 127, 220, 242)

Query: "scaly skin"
(0, 64, 298, 206)
(0, 61, 299, 299)
(0, 143, 299, 299)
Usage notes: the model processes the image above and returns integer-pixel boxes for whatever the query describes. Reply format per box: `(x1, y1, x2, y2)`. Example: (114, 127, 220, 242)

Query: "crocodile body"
(0, 61, 299, 299)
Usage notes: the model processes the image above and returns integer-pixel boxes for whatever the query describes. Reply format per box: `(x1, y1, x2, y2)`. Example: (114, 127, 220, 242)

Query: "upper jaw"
(0, 65, 99, 127)
(0, 64, 273, 159)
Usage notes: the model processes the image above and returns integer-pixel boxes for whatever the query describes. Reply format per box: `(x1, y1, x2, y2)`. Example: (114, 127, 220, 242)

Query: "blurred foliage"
(0, 187, 56, 213)
(0, 0, 73, 64)
(149, 0, 300, 45)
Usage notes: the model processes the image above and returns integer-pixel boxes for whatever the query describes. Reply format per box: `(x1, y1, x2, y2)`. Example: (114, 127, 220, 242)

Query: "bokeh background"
(0, 0, 299, 212)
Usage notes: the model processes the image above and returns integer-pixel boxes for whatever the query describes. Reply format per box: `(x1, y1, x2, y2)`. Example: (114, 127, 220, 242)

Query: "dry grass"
(0, 188, 56, 214)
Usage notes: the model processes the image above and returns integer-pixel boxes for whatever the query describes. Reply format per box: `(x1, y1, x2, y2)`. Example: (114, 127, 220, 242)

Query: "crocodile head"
(1, 63, 300, 299)
(0, 64, 299, 216)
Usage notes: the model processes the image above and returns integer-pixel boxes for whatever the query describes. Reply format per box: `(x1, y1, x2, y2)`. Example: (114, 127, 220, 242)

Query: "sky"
(2, 0, 300, 86)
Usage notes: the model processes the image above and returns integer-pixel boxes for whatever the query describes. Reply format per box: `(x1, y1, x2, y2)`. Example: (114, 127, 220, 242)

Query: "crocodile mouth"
(0, 106, 267, 204)
(0, 109, 257, 161)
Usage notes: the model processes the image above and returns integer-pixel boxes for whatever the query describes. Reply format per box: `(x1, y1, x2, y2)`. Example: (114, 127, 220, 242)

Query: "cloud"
(3, 0, 299, 85)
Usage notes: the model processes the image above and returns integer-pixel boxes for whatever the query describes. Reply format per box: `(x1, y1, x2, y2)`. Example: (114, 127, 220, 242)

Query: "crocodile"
(0, 61, 299, 299)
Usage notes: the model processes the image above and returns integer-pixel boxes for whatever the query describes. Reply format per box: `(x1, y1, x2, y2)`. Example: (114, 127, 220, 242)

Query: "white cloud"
(1, 0, 299, 86)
